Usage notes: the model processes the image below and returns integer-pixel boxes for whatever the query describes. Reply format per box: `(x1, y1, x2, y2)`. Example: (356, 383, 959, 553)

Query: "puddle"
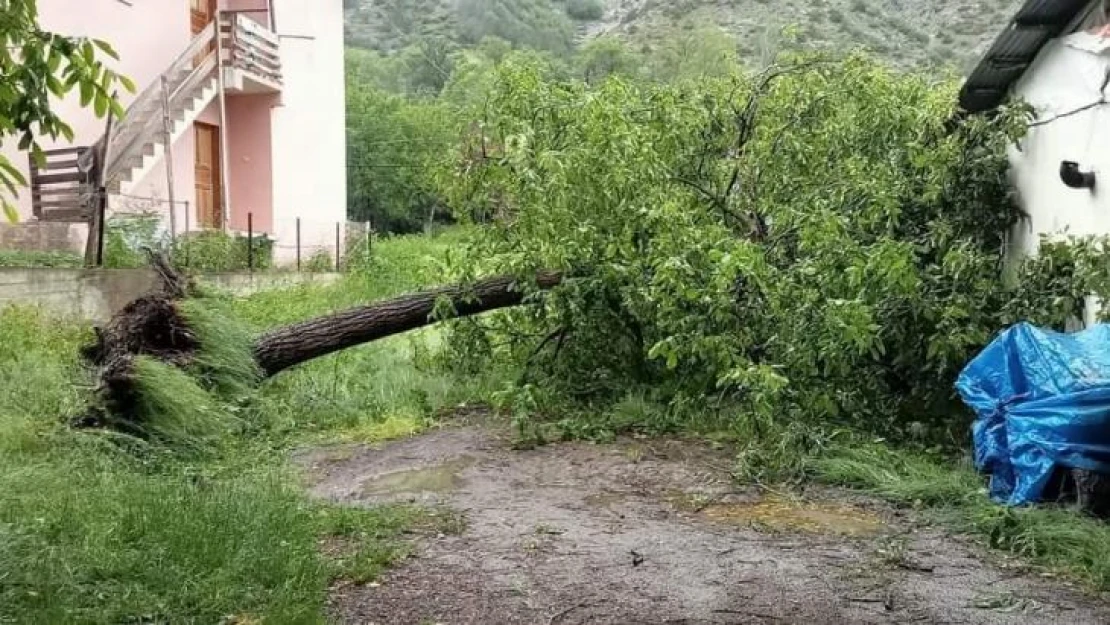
(699, 498, 884, 536)
(361, 456, 477, 497)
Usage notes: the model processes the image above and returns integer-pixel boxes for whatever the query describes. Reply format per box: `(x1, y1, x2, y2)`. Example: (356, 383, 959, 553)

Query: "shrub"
(564, 0, 605, 21)
(173, 231, 273, 272)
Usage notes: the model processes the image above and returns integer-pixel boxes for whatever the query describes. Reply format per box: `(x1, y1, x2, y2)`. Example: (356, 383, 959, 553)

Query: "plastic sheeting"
(956, 322, 1110, 506)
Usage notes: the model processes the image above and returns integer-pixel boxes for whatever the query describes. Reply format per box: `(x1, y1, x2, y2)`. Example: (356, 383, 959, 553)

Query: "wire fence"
(1, 191, 374, 273)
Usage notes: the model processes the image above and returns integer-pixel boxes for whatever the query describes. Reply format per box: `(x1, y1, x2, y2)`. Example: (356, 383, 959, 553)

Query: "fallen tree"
(255, 271, 563, 377)
(77, 251, 562, 432)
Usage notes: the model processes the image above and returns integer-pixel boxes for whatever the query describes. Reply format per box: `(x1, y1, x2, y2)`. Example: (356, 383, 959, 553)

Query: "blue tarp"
(956, 322, 1110, 506)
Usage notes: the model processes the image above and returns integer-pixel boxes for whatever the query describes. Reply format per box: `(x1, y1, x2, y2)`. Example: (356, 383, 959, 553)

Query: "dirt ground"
(295, 416, 1110, 625)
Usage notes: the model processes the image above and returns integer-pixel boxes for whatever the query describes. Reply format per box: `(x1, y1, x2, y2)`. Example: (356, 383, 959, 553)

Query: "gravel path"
(295, 421, 1110, 625)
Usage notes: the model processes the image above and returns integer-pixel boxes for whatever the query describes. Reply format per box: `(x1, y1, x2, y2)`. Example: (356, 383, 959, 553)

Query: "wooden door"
(195, 122, 222, 229)
(190, 0, 216, 33)
(190, 0, 217, 65)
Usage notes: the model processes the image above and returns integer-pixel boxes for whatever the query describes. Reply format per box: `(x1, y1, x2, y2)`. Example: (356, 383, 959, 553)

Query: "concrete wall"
(269, 0, 347, 264)
(0, 222, 86, 254)
(0, 268, 340, 322)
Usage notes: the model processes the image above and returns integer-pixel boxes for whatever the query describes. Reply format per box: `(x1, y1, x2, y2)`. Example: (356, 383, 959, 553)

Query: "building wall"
(1009, 33, 1110, 252)
(1008, 31, 1110, 325)
(0, 0, 191, 219)
(226, 95, 277, 234)
(269, 0, 347, 264)
(1, 0, 345, 267)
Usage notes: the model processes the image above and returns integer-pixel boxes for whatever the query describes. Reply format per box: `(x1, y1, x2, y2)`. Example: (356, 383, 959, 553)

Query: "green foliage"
(578, 36, 639, 84)
(179, 298, 262, 400)
(174, 230, 274, 272)
(346, 55, 458, 232)
(0, 0, 134, 221)
(639, 20, 741, 82)
(344, 0, 1017, 71)
(562, 0, 605, 21)
(0, 249, 82, 267)
(456, 0, 575, 54)
(437, 52, 1108, 444)
(102, 214, 163, 268)
(100, 215, 274, 271)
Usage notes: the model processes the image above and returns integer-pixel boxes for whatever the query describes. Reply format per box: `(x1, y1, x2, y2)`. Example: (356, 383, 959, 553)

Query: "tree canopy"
(427, 51, 1107, 452)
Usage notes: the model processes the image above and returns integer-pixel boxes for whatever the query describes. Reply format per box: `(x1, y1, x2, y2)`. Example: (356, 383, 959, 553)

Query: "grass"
(814, 443, 1110, 590)
(0, 249, 83, 268)
(4, 223, 1110, 621)
(0, 228, 484, 624)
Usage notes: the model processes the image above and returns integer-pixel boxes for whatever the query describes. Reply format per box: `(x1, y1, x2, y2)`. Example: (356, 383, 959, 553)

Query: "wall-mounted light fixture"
(1060, 160, 1096, 190)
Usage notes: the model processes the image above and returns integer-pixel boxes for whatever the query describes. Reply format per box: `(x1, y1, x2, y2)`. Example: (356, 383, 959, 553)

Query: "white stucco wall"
(1007, 32, 1110, 325)
(269, 0, 347, 265)
(1008, 32, 1110, 257)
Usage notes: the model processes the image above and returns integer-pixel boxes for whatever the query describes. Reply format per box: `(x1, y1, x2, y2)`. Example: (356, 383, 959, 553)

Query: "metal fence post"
(335, 221, 341, 272)
(247, 212, 254, 273)
(183, 200, 191, 268)
(365, 220, 371, 257)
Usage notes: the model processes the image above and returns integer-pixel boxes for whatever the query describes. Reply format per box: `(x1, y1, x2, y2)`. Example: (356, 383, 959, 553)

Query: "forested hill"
(344, 0, 1019, 71)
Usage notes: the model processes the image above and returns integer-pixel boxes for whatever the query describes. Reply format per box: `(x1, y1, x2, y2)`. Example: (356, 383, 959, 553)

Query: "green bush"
(103, 214, 164, 268)
(173, 230, 273, 272)
(564, 0, 605, 21)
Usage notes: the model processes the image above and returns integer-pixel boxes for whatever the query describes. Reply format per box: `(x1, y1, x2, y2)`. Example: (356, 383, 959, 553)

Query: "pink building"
(2, 0, 347, 264)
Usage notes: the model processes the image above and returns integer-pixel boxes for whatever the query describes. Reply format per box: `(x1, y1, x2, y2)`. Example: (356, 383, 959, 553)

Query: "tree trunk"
(78, 264, 563, 430)
(255, 271, 563, 377)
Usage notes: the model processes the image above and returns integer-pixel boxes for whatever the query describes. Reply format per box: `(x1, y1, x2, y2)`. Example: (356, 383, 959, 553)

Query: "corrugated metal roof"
(959, 0, 1096, 113)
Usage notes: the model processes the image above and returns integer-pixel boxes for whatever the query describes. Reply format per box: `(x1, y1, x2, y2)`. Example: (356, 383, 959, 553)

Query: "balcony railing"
(220, 12, 282, 92)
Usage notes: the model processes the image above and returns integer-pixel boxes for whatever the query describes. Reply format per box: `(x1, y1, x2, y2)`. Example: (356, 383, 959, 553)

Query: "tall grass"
(815, 444, 1110, 590)
(0, 228, 482, 623)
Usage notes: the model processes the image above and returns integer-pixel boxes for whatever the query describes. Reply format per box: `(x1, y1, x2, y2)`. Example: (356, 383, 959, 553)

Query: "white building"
(962, 0, 1110, 324)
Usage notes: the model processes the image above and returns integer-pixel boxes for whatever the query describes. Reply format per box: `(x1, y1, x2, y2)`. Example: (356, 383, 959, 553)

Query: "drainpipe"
(267, 0, 277, 32)
(215, 12, 233, 231)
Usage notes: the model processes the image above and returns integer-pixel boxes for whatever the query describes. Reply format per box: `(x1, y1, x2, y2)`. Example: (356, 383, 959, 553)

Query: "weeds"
(0, 230, 482, 623)
(815, 444, 1110, 590)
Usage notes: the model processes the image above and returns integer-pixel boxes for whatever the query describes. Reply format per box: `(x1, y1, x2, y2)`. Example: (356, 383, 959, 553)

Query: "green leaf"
(30, 145, 45, 169)
(118, 74, 137, 94)
(79, 80, 93, 106)
(2, 201, 19, 225)
(46, 74, 64, 97)
(0, 157, 28, 189)
(93, 92, 108, 118)
(92, 39, 120, 60)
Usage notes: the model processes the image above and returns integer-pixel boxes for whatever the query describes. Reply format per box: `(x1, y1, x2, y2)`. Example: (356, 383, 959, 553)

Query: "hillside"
(344, 0, 1020, 71)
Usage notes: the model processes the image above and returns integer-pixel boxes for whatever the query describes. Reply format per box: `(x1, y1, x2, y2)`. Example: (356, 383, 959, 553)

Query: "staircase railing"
(103, 21, 219, 187)
(221, 12, 282, 86)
